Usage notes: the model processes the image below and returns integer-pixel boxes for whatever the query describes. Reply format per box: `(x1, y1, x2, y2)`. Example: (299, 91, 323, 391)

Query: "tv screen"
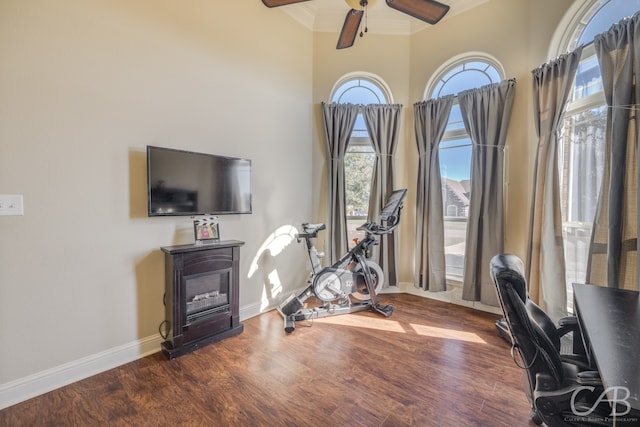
(147, 146, 252, 216)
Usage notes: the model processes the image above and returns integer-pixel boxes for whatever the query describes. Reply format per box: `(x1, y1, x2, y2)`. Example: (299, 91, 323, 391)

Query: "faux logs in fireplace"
(161, 241, 244, 359)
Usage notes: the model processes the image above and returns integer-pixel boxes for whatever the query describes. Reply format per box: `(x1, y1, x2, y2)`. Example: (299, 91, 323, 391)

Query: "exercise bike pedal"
(277, 292, 304, 316)
(374, 303, 394, 317)
(284, 315, 296, 333)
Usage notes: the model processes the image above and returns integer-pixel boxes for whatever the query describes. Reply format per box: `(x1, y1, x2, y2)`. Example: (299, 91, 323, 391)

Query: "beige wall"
(1, 0, 578, 408)
(0, 0, 313, 397)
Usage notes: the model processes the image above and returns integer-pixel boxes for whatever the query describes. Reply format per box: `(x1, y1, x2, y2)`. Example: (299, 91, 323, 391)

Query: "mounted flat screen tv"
(147, 146, 252, 216)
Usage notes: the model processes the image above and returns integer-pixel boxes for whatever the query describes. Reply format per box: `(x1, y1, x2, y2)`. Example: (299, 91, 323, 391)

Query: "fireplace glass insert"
(184, 268, 231, 325)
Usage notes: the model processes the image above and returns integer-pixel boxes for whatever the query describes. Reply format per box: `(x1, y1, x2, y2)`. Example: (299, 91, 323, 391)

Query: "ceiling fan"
(262, 0, 450, 49)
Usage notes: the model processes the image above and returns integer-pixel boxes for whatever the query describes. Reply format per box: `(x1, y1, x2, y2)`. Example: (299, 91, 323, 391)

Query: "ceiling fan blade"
(385, 0, 450, 24)
(336, 9, 364, 49)
(262, 0, 310, 7)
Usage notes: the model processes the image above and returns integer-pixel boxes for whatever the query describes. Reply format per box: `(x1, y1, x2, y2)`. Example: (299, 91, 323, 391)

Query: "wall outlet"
(0, 195, 24, 216)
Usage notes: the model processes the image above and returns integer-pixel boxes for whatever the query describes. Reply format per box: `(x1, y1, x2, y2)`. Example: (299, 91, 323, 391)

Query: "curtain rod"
(440, 143, 507, 150)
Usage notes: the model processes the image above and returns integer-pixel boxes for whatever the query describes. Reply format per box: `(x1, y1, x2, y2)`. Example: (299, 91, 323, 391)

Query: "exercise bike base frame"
(282, 300, 393, 333)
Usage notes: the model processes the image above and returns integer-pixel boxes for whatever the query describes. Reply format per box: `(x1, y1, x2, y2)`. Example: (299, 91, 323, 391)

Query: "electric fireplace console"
(161, 240, 244, 359)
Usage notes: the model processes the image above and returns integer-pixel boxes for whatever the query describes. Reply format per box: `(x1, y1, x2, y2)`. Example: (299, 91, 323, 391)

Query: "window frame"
(329, 73, 392, 241)
(424, 53, 505, 281)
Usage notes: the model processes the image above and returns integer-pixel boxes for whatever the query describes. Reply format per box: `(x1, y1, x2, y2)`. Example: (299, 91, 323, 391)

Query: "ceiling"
(277, 0, 490, 35)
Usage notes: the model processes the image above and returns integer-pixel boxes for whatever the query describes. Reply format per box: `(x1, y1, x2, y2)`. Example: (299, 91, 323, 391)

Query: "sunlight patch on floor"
(409, 323, 487, 344)
(314, 314, 407, 333)
(311, 314, 487, 344)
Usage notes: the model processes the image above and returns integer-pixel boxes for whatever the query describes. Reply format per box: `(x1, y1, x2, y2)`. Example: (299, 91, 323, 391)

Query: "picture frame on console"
(194, 217, 220, 245)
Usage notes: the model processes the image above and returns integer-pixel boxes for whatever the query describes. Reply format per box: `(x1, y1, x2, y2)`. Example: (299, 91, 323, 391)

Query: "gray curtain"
(588, 13, 640, 291)
(413, 96, 455, 291)
(362, 104, 403, 286)
(460, 79, 516, 306)
(527, 48, 583, 322)
(321, 102, 359, 262)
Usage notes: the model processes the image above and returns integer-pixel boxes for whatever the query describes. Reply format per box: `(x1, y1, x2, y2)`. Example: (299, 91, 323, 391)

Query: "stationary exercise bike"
(277, 189, 407, 333)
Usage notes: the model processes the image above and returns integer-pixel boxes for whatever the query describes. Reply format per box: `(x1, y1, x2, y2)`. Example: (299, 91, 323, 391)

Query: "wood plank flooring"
(0, 294, 536, 426)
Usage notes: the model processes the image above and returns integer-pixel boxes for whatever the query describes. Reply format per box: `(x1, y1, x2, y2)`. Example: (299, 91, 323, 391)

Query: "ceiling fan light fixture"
(345, 0, 377, 9)
(385, 0, 449, 25)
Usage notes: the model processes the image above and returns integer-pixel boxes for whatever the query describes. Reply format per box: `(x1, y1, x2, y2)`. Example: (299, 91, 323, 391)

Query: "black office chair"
(495, 275, 590, 369)
(490, 254, 611, 426)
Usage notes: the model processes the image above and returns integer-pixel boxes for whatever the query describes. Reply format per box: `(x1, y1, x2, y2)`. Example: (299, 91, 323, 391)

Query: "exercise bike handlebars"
(356, 218, 400, 236)
(356, 188, 407, 236)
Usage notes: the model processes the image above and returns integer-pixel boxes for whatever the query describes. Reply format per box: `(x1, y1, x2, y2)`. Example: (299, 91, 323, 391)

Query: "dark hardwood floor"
(1, 294, 536, 426)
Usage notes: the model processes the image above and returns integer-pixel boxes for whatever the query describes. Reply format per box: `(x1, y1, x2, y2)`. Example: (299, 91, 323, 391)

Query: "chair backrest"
(490, 254, 565, 392)
(526, 299, 561, 351)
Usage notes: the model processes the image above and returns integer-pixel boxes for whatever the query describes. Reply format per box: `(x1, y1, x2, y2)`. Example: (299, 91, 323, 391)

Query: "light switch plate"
(0, 195, 24, 216)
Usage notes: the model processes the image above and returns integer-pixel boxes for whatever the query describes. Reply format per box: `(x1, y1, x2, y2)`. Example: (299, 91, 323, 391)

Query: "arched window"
(554, 0, 640, 309)
(330, 73, 392, 244)
(425, 54, 504, 279)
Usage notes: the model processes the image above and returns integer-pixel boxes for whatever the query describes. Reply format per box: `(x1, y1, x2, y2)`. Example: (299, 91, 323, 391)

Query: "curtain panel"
(526, 48, 583, 321)
(460, 79, 516, 306)
(362, 104, 403, 286)
(321, 102, 359, 262)
(588, 13, 640, 290)
(413, 96, 455, 291)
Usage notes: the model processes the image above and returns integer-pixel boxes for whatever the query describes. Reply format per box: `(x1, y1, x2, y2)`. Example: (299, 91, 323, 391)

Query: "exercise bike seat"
(302, 223, 325, 233)
(297, 223, 326, 239)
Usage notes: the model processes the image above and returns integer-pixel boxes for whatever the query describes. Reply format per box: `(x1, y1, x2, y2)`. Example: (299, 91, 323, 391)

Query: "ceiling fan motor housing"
(345, 0, 371, 9)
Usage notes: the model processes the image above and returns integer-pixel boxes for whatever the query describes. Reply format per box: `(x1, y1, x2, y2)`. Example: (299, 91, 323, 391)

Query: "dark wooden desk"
(573, 283, 640, 416)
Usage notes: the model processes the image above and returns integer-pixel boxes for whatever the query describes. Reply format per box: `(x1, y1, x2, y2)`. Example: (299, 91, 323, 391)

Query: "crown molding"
(279, 0, 490, 36)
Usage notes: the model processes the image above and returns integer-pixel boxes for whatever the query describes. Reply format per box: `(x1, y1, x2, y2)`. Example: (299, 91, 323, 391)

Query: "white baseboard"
(0, 334, 164, 411)
(382, 282, 502, 316)
(0, 301, 270, 411)
(239, 301, 266, 321)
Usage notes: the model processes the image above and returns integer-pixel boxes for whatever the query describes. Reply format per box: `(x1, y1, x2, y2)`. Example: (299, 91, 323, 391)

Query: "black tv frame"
(146, 145, 252, 217)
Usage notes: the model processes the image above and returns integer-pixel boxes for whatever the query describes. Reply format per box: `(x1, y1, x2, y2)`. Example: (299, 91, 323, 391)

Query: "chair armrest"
(556, 316, 589, 356)
(558, 316, 578, 327)
(556, 316, 579, 336)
